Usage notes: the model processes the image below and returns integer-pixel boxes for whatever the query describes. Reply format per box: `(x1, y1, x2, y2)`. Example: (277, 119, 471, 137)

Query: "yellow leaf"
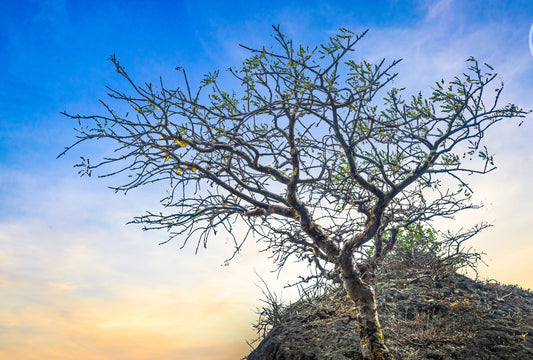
(159, 136, 164, 139)
(174, 139, 187, 147)
(346, 294, 351, 299)
(191, 167, 197, 172)
(222, 202, 228, 207)
(176, 168, 182, 174)
(165, 155, 170, 162)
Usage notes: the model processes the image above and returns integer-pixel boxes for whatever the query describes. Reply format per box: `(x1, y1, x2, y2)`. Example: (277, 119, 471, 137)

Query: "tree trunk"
(342, 274, 393, 360)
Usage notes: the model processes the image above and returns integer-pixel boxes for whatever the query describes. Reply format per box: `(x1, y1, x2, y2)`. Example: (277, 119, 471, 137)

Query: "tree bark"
(342, 273, 393, 360)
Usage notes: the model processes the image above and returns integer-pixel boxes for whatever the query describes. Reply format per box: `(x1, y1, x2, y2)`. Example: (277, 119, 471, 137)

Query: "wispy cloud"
(423, 0, 454, 22)
(0, 169, 296, 359)
(0, 282, 254, 359)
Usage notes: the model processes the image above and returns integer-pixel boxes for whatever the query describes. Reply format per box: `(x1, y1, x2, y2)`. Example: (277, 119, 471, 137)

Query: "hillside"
(246, 257, 533, 360)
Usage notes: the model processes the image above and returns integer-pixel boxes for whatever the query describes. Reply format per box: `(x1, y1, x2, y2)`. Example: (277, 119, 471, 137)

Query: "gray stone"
(246, 258, 533, 360)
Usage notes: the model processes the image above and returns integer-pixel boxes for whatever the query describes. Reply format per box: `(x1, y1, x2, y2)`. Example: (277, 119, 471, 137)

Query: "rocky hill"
(246, 257, 533, 360)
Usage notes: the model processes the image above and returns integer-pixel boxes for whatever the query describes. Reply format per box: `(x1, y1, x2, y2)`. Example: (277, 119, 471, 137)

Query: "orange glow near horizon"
(0, 280, 256, 360)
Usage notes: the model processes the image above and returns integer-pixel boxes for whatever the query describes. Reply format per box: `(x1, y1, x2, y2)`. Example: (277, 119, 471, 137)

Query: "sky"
(0, 0, 532, 359)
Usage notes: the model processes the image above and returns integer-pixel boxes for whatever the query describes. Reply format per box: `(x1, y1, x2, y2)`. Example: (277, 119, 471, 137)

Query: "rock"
(248, 318, 362, 360)
(246, 258, 533, 360)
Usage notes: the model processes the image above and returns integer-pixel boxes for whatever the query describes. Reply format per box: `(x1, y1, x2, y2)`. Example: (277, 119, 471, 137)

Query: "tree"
(59, 26, 528, 360)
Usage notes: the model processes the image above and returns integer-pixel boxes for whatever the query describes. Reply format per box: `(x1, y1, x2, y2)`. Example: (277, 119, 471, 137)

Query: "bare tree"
(59, 26, 528, 360)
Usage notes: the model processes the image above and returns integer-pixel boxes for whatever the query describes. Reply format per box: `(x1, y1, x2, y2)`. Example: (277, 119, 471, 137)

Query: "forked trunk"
(343, 274, 393, 360)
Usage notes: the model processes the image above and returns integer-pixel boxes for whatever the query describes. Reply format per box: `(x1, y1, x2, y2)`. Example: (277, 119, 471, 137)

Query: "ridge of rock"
(247, 258, 533, 360)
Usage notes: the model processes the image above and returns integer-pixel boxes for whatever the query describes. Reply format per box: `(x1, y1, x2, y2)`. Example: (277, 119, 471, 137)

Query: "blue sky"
(1, 1, 532, 359)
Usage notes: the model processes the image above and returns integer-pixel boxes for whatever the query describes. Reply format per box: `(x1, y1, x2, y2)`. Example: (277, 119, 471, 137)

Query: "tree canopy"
(60, 26, 528, 360)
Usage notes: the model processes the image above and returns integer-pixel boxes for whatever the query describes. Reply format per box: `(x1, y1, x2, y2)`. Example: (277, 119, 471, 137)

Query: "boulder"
(247, 259, 533, 360)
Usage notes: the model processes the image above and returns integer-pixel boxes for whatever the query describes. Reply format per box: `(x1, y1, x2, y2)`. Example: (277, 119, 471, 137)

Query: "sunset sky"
(1, 1, 532, 359)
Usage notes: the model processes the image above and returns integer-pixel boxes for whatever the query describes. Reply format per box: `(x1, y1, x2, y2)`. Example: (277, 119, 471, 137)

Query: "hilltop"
(246, 256, 533, 360)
